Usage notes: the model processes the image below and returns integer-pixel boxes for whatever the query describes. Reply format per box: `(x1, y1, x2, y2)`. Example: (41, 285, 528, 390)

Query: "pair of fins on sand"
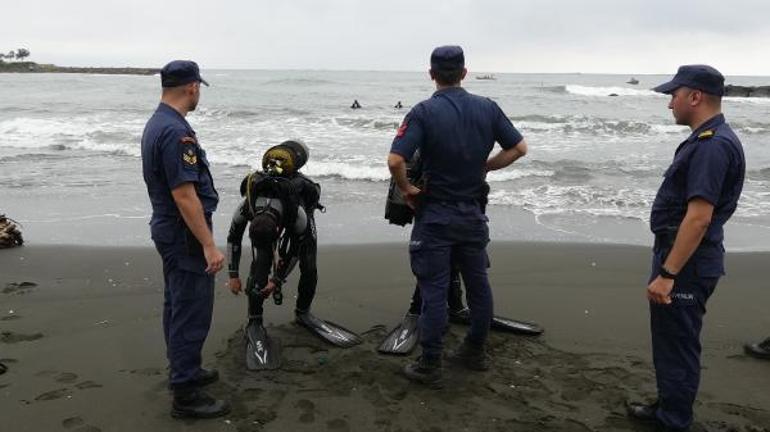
(245, 309, 544, 370)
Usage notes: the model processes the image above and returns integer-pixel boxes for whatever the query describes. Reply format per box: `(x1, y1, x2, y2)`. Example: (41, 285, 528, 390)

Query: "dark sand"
(1, 243, 768, 431)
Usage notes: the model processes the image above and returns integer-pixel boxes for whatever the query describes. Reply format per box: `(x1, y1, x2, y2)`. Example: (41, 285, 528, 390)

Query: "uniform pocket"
(150, 219, 179, 245)
(177, 254, 208, 275)
(409, 239, 449, 280)
(692, 246, 724, 278)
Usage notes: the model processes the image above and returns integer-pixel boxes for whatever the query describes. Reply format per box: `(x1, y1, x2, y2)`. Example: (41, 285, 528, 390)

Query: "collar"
(432, 86, 467, 97)
(687, 113, 724, 142)
(157, 102, 192, 130)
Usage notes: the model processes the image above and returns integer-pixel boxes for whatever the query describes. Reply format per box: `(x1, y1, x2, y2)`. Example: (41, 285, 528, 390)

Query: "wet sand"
(1, 243, 769, 431)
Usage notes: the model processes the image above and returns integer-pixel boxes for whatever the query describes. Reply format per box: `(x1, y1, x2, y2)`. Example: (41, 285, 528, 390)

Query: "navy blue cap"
(430, 45, 465, 71)
(161, 60, 209, 88)
(653, 64, 724, 96)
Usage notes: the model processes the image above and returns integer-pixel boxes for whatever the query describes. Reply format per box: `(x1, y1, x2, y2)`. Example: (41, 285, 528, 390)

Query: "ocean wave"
(332, 117, 400, 131)
(487, 185, 654, 221)
(512, 115, 685, 136)
(262, 78, 336, 86)
(193, 106, 310, 120)
(724, 96, 770, 105)
(564, 85, 663, 97)
(0, 116, 143, 156)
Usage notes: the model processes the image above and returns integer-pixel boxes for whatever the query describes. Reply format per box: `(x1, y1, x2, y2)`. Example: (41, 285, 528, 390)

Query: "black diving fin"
(245, 321, 282, 370)
(449, 307, 544, 336)
(295, 311, 363, 348)
(377, 313, 420, 355)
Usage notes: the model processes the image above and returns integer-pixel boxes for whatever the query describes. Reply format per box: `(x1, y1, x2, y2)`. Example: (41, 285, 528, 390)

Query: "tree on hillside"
(15, 48, 30, 61)
(5, 51, 14, 60)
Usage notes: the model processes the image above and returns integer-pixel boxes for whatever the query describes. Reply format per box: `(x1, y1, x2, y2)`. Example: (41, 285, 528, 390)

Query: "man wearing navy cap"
(141, 60, 229, 418)
(388, 45, 528, 386)
(627, 65, 745, 431)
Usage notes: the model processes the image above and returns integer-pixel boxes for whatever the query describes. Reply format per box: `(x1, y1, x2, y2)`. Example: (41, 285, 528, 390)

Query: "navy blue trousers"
(410, 201, 492, 360)
(649, 250, 718, 430)
(155, 241, 215, 389)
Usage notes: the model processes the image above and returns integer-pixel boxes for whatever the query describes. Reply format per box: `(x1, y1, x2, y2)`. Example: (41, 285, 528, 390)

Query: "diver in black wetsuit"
(351, 99, 362, 109)
(227, 140, 361, 370)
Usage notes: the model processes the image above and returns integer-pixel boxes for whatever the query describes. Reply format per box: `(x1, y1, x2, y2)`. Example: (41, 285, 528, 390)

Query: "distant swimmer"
(394, 101, 403, 109)
(351, 99, 361, 109)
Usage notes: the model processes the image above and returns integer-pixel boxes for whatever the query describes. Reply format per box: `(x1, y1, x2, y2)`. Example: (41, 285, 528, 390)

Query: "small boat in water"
(476, 74, 496, 80)
(627, 77, 639, 85)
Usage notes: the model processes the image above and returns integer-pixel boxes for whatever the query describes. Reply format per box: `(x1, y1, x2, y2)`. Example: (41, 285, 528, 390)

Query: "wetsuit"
(227, 171, 321, 321)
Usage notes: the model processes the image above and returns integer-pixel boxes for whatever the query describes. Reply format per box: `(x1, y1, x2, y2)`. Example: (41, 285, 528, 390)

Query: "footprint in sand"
(1, 331, 44, 344)
(122, 367, 164, 377)
(75, 381, 103, 390)
(2, 282, 37, 295)
(73, 427, 102, 432)
(35, 388, 70, 401)
(62, 417, 85, 428)
(326, 418, 350, 432)
(62, 417, 102, 432)
(55, 372, 79, 384)
(295, 399, 315, 423)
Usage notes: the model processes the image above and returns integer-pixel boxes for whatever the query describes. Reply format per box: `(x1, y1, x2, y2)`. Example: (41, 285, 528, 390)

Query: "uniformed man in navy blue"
(627, 65, 745, 431)
(141, 60, 229, 418)
(388, 46, 528, 386)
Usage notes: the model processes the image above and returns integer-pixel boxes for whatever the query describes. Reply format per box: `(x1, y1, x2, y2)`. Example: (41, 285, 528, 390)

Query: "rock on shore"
(724, 85, 770, 98)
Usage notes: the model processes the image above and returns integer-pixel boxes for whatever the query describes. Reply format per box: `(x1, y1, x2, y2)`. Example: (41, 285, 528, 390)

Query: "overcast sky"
(3, 0, 769, 75)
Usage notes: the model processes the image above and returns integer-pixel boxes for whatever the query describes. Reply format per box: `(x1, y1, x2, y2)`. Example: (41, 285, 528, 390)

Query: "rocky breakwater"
(0, 61, 159, 75)
(724, 85, 770, 98)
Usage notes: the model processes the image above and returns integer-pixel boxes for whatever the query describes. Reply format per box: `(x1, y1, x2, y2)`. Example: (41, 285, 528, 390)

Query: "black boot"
(626, 401, 658, 423)
(403, 356, 443, 388)
(447, 339, 489, 371)
(171, 387, 230, 419)
(190, 368, 219, 387)
(745, 337, 770, 360)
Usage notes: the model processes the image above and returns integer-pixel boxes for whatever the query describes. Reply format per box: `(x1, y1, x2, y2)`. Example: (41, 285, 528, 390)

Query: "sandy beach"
(1, 242, 769, 432)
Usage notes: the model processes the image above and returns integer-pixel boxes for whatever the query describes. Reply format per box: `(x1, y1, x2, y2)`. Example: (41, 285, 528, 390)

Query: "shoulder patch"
(182, 147, 198, 166)
(396, 120, 408, 138)
(698, 130, 715, 140)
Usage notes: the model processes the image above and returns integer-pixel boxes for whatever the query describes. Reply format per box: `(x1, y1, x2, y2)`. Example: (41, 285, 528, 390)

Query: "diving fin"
(377, 313, 420, 355)
(295, 312, 363, 348)
(449, 308, 544, 336)
(245, 321, 282, 370)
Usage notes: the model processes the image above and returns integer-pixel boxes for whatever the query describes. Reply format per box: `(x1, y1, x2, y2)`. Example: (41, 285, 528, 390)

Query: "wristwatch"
(659, 265, 677, 280)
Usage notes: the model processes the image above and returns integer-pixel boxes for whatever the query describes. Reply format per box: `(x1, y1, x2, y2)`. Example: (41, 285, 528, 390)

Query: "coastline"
(1, 242, 768, 431)
(0, 62, 158, 76)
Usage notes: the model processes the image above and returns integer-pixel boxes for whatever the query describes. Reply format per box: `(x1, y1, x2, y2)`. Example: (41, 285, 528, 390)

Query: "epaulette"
(697, 130, 715, 140)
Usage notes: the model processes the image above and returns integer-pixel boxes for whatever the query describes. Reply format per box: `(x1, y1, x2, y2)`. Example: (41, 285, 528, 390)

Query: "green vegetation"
(0, 48, 31, 62)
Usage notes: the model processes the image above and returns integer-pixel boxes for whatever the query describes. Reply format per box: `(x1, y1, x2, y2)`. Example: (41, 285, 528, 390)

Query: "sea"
(2, 71, 770, 250)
